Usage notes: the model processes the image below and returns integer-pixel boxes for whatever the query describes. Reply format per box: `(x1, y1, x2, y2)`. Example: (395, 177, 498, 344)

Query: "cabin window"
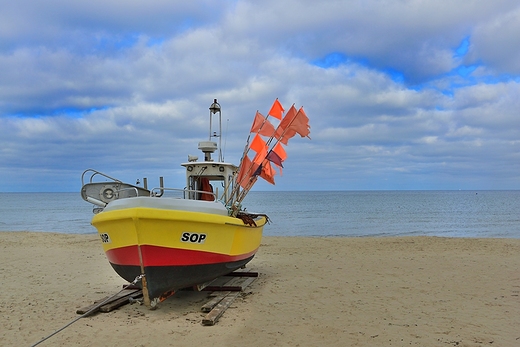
(188, 176, 226, 201)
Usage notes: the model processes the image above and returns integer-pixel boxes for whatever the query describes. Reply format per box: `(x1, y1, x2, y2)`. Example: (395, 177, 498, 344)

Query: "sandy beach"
(1, 232, 519, 346)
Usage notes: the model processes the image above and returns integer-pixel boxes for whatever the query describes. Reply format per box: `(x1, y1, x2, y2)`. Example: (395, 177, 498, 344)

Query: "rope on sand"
(30, 275, 144, 347)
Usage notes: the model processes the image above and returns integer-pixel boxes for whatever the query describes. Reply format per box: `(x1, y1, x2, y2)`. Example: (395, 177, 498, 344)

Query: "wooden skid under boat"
(77, 270, 258, 326)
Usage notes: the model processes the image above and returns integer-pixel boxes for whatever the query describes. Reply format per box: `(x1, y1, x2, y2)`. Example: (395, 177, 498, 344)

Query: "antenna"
(208, 99, 223, 162)
(221, 118, 229, 161)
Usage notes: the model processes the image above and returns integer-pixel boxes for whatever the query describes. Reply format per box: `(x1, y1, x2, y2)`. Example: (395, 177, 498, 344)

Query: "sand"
(1, 231, 519, 347)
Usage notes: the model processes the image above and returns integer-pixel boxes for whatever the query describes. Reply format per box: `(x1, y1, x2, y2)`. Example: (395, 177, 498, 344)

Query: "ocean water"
(0, 191, 519, 238)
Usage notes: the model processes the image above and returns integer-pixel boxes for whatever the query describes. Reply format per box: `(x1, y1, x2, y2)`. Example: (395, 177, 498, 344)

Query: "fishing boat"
(80, 99, 310, 308)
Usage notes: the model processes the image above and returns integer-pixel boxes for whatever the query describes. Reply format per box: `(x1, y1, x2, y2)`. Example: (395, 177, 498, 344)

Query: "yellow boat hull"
(92, 206, 265, 306)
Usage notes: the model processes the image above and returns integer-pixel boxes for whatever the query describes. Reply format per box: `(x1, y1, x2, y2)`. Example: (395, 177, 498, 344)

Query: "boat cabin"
(181, 140, 238, 203)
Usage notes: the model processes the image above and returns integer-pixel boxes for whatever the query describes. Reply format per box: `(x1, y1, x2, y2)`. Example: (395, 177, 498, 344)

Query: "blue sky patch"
(312, 52, 349, 68)
(454, 36, 470, 57)
(383, 68, 405, 83)
(456, 65, 478, 77)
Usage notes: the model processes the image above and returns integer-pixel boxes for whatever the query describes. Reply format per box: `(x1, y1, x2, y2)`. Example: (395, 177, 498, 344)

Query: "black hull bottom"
(110, 255, 255, 303)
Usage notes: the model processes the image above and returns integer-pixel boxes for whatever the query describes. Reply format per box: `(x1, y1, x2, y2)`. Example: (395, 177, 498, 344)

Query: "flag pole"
(228, 101, 311, 212)
(227, 106, 282, 207)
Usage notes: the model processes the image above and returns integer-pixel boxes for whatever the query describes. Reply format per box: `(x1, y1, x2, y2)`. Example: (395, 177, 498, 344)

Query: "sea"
(0, 191, 519, 238)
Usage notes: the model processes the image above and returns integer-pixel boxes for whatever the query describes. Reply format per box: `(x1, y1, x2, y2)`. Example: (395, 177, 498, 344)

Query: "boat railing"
(150, 187, 184, 198)
(150, 187, 218, 201)
(81, 168, 122, 186)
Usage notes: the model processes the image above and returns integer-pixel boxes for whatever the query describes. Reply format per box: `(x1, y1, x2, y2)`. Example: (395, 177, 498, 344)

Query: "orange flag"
(291, 107, 311, 138)
(260, 161, 276, 185)
(250, 111, 276, 137)
(236, 155, 251, 188)
(250, 133, 267, 153)
(252, 144, 267, 165)
(275, 105, 310, 144)
(250, 111, 263, 133)
(237, 155, 258, 188)
(268, 98, 284, 120)
(275, 105, 298, 144)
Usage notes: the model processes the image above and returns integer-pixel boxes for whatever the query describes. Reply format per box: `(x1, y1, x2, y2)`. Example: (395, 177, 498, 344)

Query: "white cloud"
(0, 0, 520, 191)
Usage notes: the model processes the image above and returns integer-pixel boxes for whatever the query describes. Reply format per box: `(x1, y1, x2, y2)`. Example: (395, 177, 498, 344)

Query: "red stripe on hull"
(106, 245, 257, 267)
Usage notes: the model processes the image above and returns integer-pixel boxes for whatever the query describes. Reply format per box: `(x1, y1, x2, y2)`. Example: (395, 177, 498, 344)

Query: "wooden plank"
(223, 271, 258, 277)
(235, 276, 256, 290)
(195, 277, 220, 291)
(203, 276, 256, 292)
(77, 271, 258, 319)
(76, 296, 111, 315)
(200, 275, 257, 323)
(202, 292, 240, 326)
(99, 290, 142, 312)
(196, 270, 257, 291)
(200, 291, 231, 313)
(76, 288, 141, 315)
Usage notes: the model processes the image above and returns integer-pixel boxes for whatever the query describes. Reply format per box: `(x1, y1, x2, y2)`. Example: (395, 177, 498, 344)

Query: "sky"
(1, 0, 520, 192)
